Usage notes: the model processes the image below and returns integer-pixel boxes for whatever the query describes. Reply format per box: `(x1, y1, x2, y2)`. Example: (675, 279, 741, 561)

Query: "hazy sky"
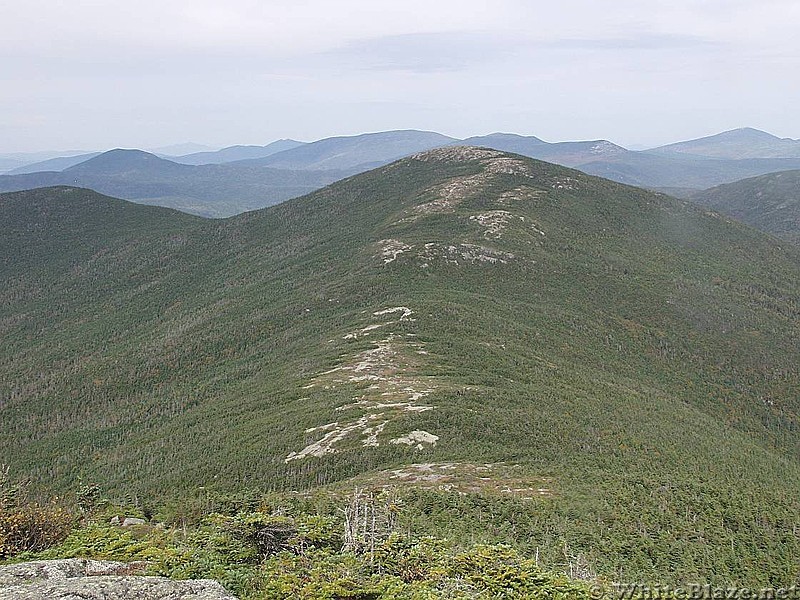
(3, 0, 799, 152)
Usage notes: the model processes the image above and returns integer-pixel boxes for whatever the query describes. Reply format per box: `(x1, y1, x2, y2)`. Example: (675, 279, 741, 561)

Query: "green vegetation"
(693, 169, 800, 244)
(2, 147, 800, 588)
(6, 483, 604, 599)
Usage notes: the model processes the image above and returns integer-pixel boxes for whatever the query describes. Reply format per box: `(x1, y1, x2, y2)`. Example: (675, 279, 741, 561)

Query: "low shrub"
(0, 503, 73, 558)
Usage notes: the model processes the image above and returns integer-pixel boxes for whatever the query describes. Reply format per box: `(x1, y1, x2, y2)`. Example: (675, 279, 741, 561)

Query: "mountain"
(0, 149, 356, 217)
(66, 148, 187, 175)
(148, 142, 216, 155)
(576, 152, 800, 190)
(459, 132, 547, 154)
(692, 169, 800, 244)
(246, 129, 457, 170)
(6, 152, 102, 175)
(0, 157, 26, 173)
(171, 139, 306, 165)
(0, 186, 204, 277)
(3, 149, 800, 585)
(462, 132, 800, 191)
(462, 133, 628, 166)
(648, 127, 800, 159)
(7, 130, 800, 215)
(0, 133, 494, 216)
(0, 149, 96, 164)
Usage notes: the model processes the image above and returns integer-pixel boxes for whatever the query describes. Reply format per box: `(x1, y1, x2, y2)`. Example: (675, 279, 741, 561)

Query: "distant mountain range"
(3, 127, 800, 216)
(0, 149, 355, 217)
(0, 149, 97, 174)
(0, 131, 457, 216)
(148, 142, 216, 155)
(461, 133, 628, 166)
(169, 139, 305, 165)
(459, 132, 800, 191)
(578, 153, 800, 192)
(0, 157, 25, 172)
(6, 152, 103, 175)
(646, 127, 800, 159)
(243, 130, 457, 171)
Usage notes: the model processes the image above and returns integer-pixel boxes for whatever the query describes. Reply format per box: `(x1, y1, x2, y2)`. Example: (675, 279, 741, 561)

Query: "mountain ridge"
(6, 152, 103, 175)
(20, 141, 793, 210)
(0, 150, 356, 217)
(648, 127, 800, 159)
(242, 129, 457, 170)
(3, 148, 800, 583)
(692, 169, 800, 244)
(65, 149, 190, 174)
(5, 128, 800, 216)
(169, 139, 306, 165)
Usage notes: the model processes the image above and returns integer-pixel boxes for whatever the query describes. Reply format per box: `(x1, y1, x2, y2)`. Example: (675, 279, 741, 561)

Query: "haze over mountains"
(242, 130, 457, 170)
(648, 127, 800, 159)
(169, 139, 305, 166)
(3, 127, 800, 219)
(459, 130, 800, 193)
(0, 131, 455, 216)
(0, 149, 357, 217)
(3, 147, 800, 584)
(0, 150, 99, 174)
(5, 152, 104, 175)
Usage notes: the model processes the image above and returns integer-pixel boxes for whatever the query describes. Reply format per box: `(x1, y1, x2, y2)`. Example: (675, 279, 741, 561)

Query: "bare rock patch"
(0, 559, 237, 600)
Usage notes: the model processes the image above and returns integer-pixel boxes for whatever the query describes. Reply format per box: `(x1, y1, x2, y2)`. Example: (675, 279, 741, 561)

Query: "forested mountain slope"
(693, 169, 800, 244)
(3, 149, 800, 584)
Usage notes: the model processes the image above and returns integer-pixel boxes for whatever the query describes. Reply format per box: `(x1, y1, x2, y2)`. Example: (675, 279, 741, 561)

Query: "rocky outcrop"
(109, 516, 147, 527)
(0, 558, 237, 599)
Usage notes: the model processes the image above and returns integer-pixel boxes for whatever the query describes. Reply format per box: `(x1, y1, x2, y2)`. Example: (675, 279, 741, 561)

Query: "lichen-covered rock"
(0, 559, 237, 599)
(0, 559, 139, 586)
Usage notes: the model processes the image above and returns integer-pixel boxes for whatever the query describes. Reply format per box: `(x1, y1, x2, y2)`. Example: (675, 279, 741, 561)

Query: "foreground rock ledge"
(0, 558, 238, 600)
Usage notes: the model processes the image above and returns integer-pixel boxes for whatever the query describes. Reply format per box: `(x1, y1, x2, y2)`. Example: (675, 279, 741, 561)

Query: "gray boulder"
(109, 516, 147, 527)
(0, 559, 138, 585)
(0, 559, 237, 599)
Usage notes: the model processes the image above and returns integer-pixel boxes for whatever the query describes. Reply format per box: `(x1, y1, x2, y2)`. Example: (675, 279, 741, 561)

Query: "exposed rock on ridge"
(0, 559, 237, 600)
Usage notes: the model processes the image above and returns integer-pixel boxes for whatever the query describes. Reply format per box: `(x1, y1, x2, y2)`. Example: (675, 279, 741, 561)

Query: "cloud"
(321, 31, 518, 73)
(319, 30, 719, 75)
(548, 34, 720, 51)
(0, 0, 798, 151)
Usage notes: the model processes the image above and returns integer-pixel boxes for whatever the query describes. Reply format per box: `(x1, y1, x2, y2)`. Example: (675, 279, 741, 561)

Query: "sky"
(2, 0, 799, 153)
